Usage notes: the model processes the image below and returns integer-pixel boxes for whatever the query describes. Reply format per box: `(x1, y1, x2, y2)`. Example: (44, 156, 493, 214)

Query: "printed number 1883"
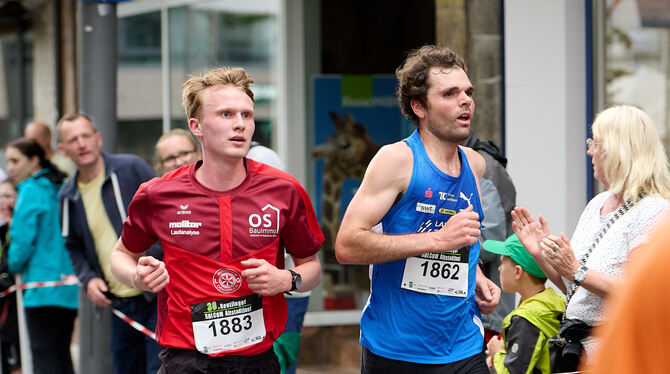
(208, 315, 252, 337)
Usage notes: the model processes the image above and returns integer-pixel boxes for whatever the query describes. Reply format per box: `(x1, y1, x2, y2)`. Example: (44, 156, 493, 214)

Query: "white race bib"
(191, 294, 266, 354)
(401, 247, 469, 297)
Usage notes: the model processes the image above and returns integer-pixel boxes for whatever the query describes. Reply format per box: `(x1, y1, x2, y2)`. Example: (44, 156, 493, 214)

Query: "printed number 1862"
(419, 261, 460, 280)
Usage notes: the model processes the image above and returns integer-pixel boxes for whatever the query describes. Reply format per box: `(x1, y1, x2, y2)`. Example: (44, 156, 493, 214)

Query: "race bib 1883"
(401, 246, 469, 297)
(191, 294, 266, 354)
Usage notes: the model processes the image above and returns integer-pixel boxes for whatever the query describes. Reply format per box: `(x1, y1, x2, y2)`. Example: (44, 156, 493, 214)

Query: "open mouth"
(457, 113, 471, 122)
(230, 136, 246, 144)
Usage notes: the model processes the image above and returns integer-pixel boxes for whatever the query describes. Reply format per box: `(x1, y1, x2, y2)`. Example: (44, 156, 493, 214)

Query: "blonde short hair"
(592, 105, 670, 201)
(181, 67, 254, 121)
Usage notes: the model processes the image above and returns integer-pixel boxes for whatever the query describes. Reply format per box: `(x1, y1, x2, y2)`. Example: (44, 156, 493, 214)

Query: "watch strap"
(288, 269, 298, 292)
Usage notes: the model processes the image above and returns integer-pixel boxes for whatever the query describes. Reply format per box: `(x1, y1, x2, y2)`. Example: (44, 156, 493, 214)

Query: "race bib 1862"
(191, 294, 266, 354)
(401, 246, 469, 297)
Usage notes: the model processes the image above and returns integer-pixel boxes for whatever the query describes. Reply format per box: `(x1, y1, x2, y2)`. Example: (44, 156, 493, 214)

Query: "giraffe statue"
(312, 111, 381, 255)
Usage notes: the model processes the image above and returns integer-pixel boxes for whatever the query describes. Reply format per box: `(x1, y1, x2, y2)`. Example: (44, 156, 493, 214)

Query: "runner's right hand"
(134, 256, 169, 293)
(434, 205, 480, 251)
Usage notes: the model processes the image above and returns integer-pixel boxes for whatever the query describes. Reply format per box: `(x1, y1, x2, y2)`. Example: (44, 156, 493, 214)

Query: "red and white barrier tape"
(1, 274, 157, 341)
(0, 274, 79, 298)
(112, 308, 157, 340)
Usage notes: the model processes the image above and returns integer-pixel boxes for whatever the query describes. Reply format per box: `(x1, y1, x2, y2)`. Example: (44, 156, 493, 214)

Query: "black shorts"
(361, 347, 489, 374)
(157, 347, 279, 374)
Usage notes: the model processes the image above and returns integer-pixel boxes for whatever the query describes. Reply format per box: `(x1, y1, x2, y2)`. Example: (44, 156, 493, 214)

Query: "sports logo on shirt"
(213, 268, 242, 294)
(417, 219, 447, 233)
(177, 204, 191, 215)
(438, 208, 456, 216)
(169, 219, 202, 236)
(248, 204, 280, 238)
(438, 191, 458, 202)
(415, 202, 436, 214)
(459, 192, 473, 206)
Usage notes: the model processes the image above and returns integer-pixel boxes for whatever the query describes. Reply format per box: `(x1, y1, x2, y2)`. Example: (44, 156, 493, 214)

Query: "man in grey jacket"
(461, 131, 517, 341)
(57, 113, 161, 374)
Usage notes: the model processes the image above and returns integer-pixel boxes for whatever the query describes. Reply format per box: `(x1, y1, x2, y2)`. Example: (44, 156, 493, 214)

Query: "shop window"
(117, 10, 162, 164)
(117, 1, 279, 166)
(604, 0, 670, 148)
(168, 2, 278, 146)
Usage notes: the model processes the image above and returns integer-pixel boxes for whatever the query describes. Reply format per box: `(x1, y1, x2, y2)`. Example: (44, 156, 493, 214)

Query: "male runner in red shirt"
(111, 67, 323, 373)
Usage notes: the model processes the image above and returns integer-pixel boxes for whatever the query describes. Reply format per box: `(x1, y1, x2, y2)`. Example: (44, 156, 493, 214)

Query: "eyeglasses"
(586, 138, 601, 151)
(161, 149, 197, 165)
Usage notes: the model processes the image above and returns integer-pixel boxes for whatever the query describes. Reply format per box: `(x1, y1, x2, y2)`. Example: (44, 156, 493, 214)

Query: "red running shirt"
(121, 159, 324, 356)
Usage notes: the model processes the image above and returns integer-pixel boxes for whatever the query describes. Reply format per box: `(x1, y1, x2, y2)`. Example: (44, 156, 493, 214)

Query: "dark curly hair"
(396, 45, 467, 125)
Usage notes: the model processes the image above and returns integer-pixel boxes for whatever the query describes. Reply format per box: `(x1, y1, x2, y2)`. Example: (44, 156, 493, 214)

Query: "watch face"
(575, 267, 587, 283)
(294, 273, 302, 290)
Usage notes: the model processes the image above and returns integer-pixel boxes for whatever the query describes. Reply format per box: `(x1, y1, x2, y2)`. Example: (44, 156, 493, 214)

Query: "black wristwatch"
(288, 270, 302, 292)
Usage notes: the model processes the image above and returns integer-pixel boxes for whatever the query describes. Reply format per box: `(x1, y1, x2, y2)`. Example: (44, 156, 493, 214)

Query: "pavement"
(298, 365, 359, 374)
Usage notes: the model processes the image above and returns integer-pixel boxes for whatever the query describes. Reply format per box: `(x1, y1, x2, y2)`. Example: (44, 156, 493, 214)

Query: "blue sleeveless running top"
(360, 130, 485, 364)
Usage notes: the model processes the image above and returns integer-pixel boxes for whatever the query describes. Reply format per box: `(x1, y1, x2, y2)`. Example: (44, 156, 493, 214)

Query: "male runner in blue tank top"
(336, 45, 500, 373)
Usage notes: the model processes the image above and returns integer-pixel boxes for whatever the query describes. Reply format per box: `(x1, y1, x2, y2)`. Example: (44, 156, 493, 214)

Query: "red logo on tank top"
(425, 188, 433, 198)
(212, 268, 242, 294)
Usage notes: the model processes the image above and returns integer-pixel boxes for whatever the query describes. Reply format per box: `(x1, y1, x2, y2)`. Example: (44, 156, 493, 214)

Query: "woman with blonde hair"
(512, 105, 670, 372)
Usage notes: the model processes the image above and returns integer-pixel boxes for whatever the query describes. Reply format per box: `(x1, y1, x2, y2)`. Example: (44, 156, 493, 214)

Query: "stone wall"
(436, 0, 504, 149)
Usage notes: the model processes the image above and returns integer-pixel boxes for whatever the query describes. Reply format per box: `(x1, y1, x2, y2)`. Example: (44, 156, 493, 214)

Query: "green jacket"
(493, 287, 565, 374)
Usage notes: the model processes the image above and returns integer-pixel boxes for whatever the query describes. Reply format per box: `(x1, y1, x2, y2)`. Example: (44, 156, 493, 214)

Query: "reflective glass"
(117, 11, 162, 162)
(604, 0, 670, 149)
(168, 2, 278, 146)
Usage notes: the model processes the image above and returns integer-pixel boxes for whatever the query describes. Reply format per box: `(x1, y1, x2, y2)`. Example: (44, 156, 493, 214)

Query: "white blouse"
(564, 191, 670, 326)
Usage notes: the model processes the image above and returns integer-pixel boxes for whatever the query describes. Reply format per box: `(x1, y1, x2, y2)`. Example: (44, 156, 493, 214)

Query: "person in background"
(483, 234, 564, 374)
(154, 128, 201, 175)
(247, 141, 283, 170)
(513, 104, 670, 370)
(5, 137, 78, 374)
(246, 141, 310, 374)
(461, 131, 517, 341)
(0, 169, 8, 228)
(584, 217, 670, 374)
(0, 180, 15, 232)
(24, 121, 76, 177)
(0, 180, 20, 374)
(57, 114, 162, 374)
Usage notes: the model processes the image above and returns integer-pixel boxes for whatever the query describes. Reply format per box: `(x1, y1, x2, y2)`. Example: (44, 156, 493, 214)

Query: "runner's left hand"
(475, 271, 500, 314)
(241, 258, 291, 296)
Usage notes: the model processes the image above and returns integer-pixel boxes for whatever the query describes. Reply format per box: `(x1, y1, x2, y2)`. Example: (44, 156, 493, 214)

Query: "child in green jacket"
(484, 234, 565, 374)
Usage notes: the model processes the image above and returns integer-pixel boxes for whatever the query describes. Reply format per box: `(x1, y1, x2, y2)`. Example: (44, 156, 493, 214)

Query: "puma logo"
(459, 192, 473, 207)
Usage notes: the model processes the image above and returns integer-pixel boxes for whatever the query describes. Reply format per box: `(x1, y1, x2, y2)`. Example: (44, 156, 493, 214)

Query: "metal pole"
(76, 2, 117, 373)
(15, 275, 32, 374)
(78, 1, 118, 152)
